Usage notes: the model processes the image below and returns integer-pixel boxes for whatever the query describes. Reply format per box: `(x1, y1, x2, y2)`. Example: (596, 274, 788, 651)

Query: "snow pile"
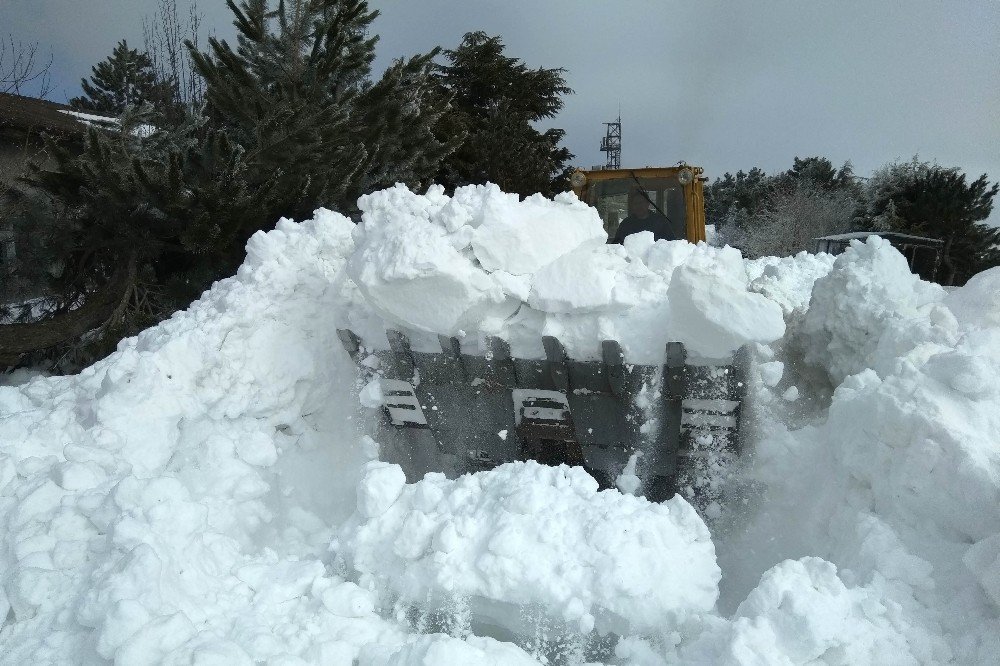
(2, 186, 999, 664)
(798, 236, 947, 383)
(347, 184, 785, 360)
(726, 248, 1000, 664)
(0, 211, 531, 664)
(644, 557, 928, 665)
(336, 461, 718, 637)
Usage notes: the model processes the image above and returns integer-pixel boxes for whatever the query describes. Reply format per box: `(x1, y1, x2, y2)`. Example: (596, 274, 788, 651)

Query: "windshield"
(586, 176, 686, 240)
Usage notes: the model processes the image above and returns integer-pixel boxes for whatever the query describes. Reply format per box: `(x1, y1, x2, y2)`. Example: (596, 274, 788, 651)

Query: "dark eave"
(0, 92, 115, 137)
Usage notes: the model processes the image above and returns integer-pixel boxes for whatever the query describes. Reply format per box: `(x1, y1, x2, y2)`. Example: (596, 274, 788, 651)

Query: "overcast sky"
(5, 0, 999, 214)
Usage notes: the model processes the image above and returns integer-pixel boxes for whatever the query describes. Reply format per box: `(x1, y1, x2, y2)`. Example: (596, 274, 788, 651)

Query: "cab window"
(586, 176, 686, 240)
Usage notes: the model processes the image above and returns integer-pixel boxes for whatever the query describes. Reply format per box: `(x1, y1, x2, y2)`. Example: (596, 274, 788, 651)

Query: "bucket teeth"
(339, 328, 749, 508)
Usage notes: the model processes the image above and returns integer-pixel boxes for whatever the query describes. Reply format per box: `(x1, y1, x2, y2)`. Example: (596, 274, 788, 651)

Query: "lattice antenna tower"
(600, 115, 622, 170)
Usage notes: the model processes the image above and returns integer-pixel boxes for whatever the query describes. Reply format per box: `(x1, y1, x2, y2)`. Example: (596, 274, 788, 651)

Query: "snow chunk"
(758, 361, 784, 388)
(799, 236, 946, 383)
(724, 558, 923, 664)
(234, 432, 278, 467)
(316, 580, 375, 618)
(623, 230, 656, 263)
(348, 184, 518, 335)
(356, 461, 407, 519)
(115, 612, 197, 664)
(747, 251, 836, 316)
(364, 634, 541, 666)
(528, 245, 628, 313)
(944, 266, 1000, 332)
(470, 189, 606, 275)
(359, 378, 384, 409)
(615, 452, 642, 495)
(667, 248, 785, 359)
(51, 461, 107, 490)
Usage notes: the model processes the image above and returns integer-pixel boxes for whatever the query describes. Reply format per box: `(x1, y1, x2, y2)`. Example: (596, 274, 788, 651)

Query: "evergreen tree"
(2, 0, 458, 369)
(188, 0, 455, 219)
(781, 156, 857, 192)
(0, 106, 263, 368)
(704, 166, 773, 229)
(859, 159, 999, 284)
(70, 40, 175, 115)
(434, 31, 573, 197)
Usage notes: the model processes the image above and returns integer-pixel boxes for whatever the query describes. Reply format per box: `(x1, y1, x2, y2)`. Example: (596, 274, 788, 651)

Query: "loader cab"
(570, 166, 707, 244)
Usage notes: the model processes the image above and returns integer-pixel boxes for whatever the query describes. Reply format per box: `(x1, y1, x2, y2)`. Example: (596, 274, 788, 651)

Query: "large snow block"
(335, 461, 719, 637)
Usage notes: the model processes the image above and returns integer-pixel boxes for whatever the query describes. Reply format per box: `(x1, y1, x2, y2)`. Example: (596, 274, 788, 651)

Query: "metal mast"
(599, 115, 622, 170)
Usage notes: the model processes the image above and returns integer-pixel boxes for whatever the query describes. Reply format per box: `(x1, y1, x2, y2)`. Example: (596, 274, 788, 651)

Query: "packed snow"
(336, 461, 718, 639)
(346, 184, 785, 361)
(1, 185, 998, 665)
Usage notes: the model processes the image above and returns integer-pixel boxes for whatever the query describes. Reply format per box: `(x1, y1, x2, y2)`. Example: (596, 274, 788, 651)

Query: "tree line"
(705, 156, 998, 284)
(1, 0, 574, 371)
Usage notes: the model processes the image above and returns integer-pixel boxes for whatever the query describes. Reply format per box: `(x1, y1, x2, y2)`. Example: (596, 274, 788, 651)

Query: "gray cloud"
(4, 0, 998, 222)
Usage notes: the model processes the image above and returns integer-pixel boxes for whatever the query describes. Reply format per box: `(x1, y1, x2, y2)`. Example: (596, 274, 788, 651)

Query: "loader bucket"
(338, 328, 750, 505)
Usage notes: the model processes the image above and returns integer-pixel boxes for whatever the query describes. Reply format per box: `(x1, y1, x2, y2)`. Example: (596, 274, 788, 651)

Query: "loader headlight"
(570, 171, 587, 188)
(677, 168, 694, 185)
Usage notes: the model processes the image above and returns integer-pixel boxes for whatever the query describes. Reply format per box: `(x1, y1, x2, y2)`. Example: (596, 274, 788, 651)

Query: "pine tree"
(70, 40, 175, 115)
(704, 167, 774, 229)
(434, 31, 574, 198)
(0, 102, 282, 368)
(782, 156, 858, 192)
(188, 0, 455, 219)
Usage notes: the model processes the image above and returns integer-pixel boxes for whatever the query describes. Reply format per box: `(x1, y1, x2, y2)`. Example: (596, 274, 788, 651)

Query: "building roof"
(0, 92, 116, 137)
(815, 231, 944, 246)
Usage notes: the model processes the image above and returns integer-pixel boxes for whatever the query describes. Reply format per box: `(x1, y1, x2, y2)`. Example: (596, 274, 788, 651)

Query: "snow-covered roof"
(0, 92, 115, 136)
(816, 231, 944, 245)
(58, 108, 119, 127)
(58, 108, 156, 137)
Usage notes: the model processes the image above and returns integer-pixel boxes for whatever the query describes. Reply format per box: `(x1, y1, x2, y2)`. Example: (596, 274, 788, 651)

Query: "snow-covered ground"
(1, 184, 997, 664)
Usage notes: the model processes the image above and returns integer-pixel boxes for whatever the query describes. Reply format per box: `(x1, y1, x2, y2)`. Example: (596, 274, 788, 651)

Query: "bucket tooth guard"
(339, 328, 750, 504)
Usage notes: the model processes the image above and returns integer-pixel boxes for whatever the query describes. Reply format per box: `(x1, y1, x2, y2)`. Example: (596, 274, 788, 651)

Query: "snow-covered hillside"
(1, 185, 998, 665)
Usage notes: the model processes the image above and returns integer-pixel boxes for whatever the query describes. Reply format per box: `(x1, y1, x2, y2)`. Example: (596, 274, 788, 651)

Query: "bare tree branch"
(143, 0, 205, 109)
(0, 35, 52, 97)
(722, 186, 857, 258)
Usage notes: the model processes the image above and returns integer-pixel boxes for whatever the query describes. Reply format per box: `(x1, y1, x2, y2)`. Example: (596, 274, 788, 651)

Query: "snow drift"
(1, 185, 998, 665)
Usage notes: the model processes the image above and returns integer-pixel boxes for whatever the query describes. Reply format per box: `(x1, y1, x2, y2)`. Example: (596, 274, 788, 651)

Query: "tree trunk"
(941, 233, 957, 286)
(0, 255, 136, 366)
